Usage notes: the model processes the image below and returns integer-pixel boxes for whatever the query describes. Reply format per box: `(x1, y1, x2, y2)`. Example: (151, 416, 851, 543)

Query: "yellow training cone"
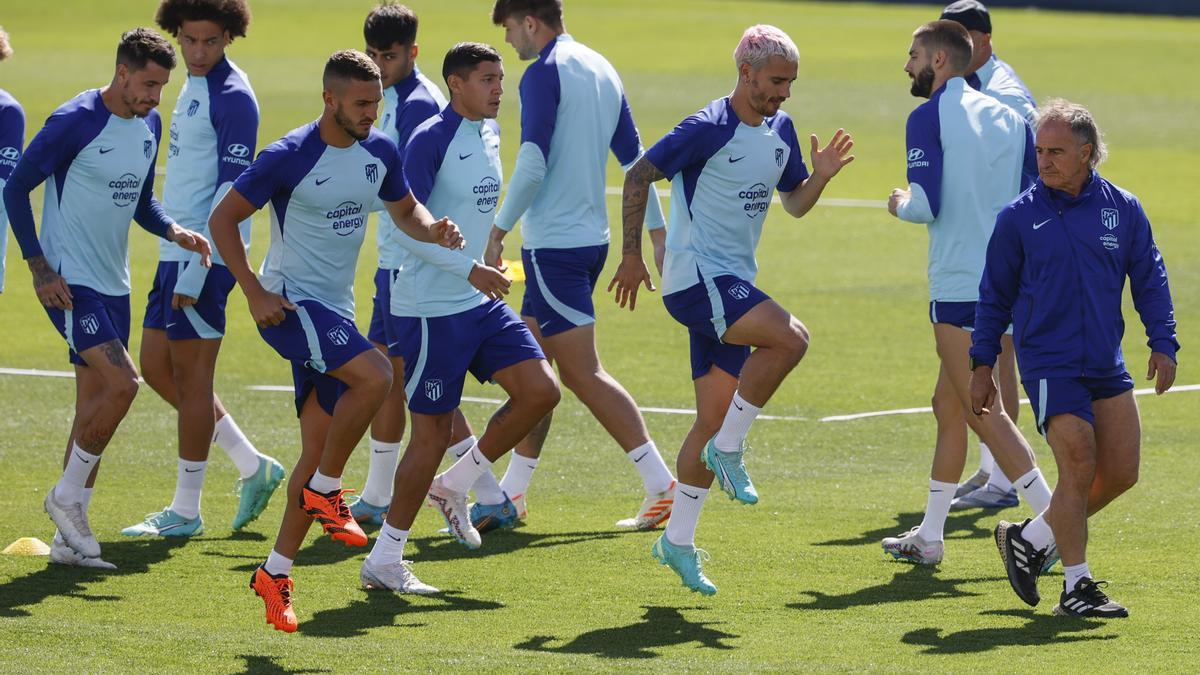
(3, 537, 51, 556)
(504, 258, 526, 283)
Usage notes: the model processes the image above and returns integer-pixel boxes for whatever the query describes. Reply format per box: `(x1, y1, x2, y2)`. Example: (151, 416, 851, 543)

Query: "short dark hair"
(323, 49, 381, 89)
(491, 0, 563, 29)
(442, 42, 502, 84)
(913, 20, 972, 73)
(116, 28, 177, 72)
(364, 2, 418, 50)
(155, 0, 252, 40)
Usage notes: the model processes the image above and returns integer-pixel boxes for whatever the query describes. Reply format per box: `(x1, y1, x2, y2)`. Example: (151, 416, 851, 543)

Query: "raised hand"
(810, 128, 855, 180)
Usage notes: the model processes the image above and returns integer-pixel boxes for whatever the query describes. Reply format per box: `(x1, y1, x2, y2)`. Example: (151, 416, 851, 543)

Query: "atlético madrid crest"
(365, 163, 378, 184)
(775, 147, 785, 167)
(425, 379, 443, 402)
(1101, 208, 1119, 230)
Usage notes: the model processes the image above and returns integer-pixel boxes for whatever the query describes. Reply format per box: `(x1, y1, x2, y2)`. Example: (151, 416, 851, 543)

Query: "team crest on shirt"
(425, 379, 443, 402)
(381, 113, 391, 130)
(79, 314, 100, 335)
(326, 324, 350, 346)
(1101, 208, 1119, 230)
(187, 100, 200, 117)
(775, 147, 785, 167)
(365, 163, 379, 184)
(728, 283, 752, 301)
(144, 140, 153, 158)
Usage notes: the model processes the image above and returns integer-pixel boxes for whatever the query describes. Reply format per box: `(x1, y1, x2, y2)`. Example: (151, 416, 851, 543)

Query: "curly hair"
(155, 0, 251, 39)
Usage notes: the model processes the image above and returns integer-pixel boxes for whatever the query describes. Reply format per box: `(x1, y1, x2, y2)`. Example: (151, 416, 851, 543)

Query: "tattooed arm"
(607, 157, 667, 311)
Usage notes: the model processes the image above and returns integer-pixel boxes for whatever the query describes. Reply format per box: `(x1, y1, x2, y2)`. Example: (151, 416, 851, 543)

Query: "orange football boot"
(299, 486, 368, 547)
(250, 565, 297, 633)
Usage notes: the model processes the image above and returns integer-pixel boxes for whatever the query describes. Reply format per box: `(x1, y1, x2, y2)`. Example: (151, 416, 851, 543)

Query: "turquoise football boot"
(701, 439, 759, 504)
(347, 494, 389, 526)
(469, 496, 519, 534)
(232, 456, 286, 530)
(651, 534, 716, 596)
(121, 507, 204, 537)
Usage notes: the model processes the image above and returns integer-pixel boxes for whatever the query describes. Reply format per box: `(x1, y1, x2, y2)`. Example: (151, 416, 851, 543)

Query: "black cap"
(941, 0, 992, 33)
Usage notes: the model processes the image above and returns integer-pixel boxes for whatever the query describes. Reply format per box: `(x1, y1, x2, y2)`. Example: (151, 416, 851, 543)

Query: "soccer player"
(616, 25, 855, 595)
(975, 100, 1178, 618)
(208, 50, 462, 633)
(940, 0, 1037, 508)
(0, 26, 23, 296)
(360, 42, 561, 592)
(122, 0, 284, 539)
(881, 21, 1052, 565)
(350, 2, 472, 526)
(483, 0, 676, 530)
(2, 29, 211, 567)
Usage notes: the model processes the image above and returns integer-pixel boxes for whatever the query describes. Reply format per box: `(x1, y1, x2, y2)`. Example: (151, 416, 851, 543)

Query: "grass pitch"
(1, 1, 1198, 671)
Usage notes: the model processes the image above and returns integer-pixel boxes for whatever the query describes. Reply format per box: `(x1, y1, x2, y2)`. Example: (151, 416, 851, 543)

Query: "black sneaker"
(1053, 578, 1129, 618)
(995, 519, 1049, 606)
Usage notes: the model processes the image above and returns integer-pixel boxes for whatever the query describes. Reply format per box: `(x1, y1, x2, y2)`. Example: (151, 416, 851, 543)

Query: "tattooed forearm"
(28, 256, 58, 287)
(621, 158, 666, 255)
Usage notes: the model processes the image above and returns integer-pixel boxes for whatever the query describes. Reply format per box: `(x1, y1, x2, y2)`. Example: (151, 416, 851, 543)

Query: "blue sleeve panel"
(362, 129, 411, 203)
(518, 56, 561, 163)
(1020, 121, 1037, 191)
(401, 112, 451, 204)
(773, 114, 810, 192)
(2, 161, 43, 258)
(609, 93, 641, 166)
(132, 111, 173, 239)
(901, 99, 943, 222)
(0, 99, 23, 183)
(1126, 199, 1179, 359)
(211, 73, 259, 187)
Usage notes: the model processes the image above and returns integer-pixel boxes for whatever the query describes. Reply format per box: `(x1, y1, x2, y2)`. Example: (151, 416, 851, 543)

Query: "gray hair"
(734, 24, 798, 71)
(1036, 98, 1107, 168)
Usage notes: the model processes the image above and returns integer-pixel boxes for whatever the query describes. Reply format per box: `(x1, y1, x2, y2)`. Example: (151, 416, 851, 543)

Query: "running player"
(207, 50, 461, 632)
(0, 26, 23, 296)
(615, 25, 854, 595)
(881, 20, 1052, 565)
(360, 42, 560, 592)
(122, 0, 285, 540)
(976, 100, 1178, 618)
(2, 29, 210, 567)
(484, 0, 676, 530)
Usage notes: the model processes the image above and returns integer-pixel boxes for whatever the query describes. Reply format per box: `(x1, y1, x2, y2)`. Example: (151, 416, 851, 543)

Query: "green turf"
(1, 0, 1198, 671)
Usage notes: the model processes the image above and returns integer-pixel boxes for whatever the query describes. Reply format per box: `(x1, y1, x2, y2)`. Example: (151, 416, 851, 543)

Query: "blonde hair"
(734, 24, 798, 71)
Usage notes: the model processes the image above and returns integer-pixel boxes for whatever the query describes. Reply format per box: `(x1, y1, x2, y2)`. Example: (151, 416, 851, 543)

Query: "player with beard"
(207, 50, 462, 632)
(881, 20, 1052, 566)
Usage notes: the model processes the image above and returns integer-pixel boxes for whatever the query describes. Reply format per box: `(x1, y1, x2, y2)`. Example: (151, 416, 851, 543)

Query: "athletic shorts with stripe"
(44, 284, 131, 366)
(257, 299, 374, 416)
(929, 299, 1013, 335)
(1023, 372, 1135, 435)
(520, 244, 607, 337)
(143, 261, 238, 340)
(388, 298, 544, 415)
(367, 267, 398, 346)
(663, 273, 769, 380)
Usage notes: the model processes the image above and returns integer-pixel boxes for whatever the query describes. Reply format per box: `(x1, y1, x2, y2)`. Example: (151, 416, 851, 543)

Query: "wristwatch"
(969, 357, 991, 371)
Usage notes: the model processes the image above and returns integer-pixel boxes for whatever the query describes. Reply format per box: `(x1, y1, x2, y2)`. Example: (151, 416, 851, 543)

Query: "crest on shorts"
(728, 283, 751, 301)
(80, 314, 100, 335)
(365, 163, 379, 184)
(144, 140, 153, 158)
(425, 379, 443, 402)
(326, 325, 350, 346)
(1101, 208, 1119, 230)
(187, 99, 200, 117)
(775, 147, 785, 167)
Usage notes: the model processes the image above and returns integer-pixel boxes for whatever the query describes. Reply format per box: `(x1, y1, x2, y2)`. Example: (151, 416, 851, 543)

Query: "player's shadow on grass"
(788, 564, 1006, 611)
(0, 538, 186, 618)
(407, 528, 627, 562)
(300, 589, 503, 638)
(235, 654, 330, 674)
(514, 605, 737, 659)
(812, 508, 995, 548)
(901, 608, 1117, 654)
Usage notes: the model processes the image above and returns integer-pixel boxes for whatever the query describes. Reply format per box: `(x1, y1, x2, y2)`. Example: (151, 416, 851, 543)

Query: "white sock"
(81, 487, 94, 512)
(916, 479, 957, 542)
(712, 392, 761, 452)
(978, 442, 996, 474)
(56, 443, 100, 504)
(447, 436, 475, 460)
(1014, 467, 1053, 514)
(987, 465, 1014, 492)
(664, 483, 708, 547)
(499, 454, 539, 499)
(1064, 561, 1091, 591)
(213, 414, 264, 479)
(264, 550, 293, 577)
(308, 469, 341, 494)
(366, 522, 409, 566)
(627, 441, 675, 494)
(1022, 512, 1056, 550)
(169, 459, 206, 519)
(360, 438, 400, 507)
(440, 444, 491, 494)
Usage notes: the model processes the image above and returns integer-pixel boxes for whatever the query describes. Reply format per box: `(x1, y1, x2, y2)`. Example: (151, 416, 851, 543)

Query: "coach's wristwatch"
(968, 357, 992, 371)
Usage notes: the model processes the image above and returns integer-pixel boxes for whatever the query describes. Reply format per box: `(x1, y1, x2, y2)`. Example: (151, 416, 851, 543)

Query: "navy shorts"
(1024, 372, 1135, 435)
(521, 245, 607, 337)
(389, 299, 545, 415)
(929, 300, 975, 331)
(45, 285, 131, 366)
(143, 261, 237, 340)
(258, 299, 375, 416)
(367, 267, 398, 346)
(663, 274, 770, 380)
